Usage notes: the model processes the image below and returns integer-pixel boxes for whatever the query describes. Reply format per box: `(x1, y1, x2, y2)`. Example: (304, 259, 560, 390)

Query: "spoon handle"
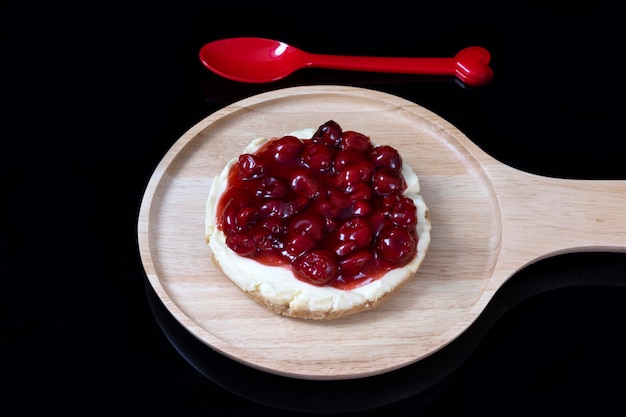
(307, 46, 493, 86)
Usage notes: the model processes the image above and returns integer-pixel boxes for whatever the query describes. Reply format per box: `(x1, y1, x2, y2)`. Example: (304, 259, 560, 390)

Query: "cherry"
(391, 196, 418, 227)
(301, 142, 334, 171)
(284, 193, 310, 215)
(258, 194, 309, 219)
(236, 206, 256, 228)
(252, 233, 282, 252)
(220, 206, 238, 234)
(290, 170, 325, 200)
(257, 200, 287, 218)
(334, 149, 369, 172)
(382, 193, 401, 210)
(238, 153, 265, 179)
(267, 135, 303, 164)
(349, 182, 373, 202)
(333, 217, 373, 258)
(255, 176, 287, 198)
(293, 249, 339, 285)
(284, 232, 318, 259)
(311, 120, 342, 148)
(251, 217, 285, 236)
(339, 250, 373, 276)
(371, 145, 402, 171)
(341, 131, 373, 152)
(336, 217, 372, 249)
(220, 195, 251, 233)
(352, 200, 371, 216)
(336, 160, 375, 190)
(225, 232, 256, 256)
(328, 188, 352, 210)
(250, 218, 285, 251)
(288, 213, 325, 240)
(376, 226, 416, 264)
(334, 241, 358, 257)
(312, 200, 341, 220)
(369, 209, 395, 235)
(372, 167, 406, 196)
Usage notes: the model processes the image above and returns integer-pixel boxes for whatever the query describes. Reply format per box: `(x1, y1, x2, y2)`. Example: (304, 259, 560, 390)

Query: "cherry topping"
(256, 176, 287, 198)
(391, 196, 418, 227)
(290, 170, 325, 200)
(334, 148, 369, 172)
(311, 120, 342, 148)
(238, 154, 265, 179)
(225, 232, 256, 257)
(216, 120, 419, 288)
(372, 167, 406, 196)
(236, 206, 256, 228)
(352, 200, 371, 216)
(257, 199, 301, 219)
(288, 212, 325, 241)
(336, 217, 372, 250)
(284, 231, 318, 259)
(250, 218, 285, 252)
(301, 142, 333, 171)
(371, 145, 402, 171)
(369, 208, 395, 236)
(349, 182, 373, 202)
(220, 195, 251, 234)
(293, 249, 339, 285)
(267, 135, 304, 164)
(341, 131, 373, 152)
(339, 250, 373, 276)
(328, 188, 352, 210)
(336, 160, 375, 191)
(376, 226, 416, 264)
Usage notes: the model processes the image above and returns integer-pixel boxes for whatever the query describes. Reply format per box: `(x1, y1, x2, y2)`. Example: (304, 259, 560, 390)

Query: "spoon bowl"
(199, 37, 494, 86)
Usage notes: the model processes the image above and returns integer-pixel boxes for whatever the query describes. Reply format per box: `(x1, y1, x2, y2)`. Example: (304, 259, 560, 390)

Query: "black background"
(3, 2, 625, 415)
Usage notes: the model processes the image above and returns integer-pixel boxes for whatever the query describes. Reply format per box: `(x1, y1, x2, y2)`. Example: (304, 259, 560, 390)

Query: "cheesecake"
(205, 120, 431, 319)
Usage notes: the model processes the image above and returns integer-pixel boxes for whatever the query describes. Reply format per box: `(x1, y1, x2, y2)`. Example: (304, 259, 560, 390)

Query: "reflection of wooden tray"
(138, 85, 626, 380)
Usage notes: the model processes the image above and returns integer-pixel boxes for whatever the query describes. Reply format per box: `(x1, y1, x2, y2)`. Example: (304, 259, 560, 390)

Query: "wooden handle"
(486, 163, 626, 290)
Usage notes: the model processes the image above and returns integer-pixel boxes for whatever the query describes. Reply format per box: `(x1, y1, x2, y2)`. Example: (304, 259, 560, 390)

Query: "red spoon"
(199, 37, 493, 86)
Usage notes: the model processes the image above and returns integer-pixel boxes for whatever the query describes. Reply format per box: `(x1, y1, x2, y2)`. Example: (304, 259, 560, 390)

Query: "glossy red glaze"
(216, 121, 419, 289)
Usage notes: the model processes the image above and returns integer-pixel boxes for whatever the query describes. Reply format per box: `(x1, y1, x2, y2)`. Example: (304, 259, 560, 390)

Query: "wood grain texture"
(137, 86, 626, 380)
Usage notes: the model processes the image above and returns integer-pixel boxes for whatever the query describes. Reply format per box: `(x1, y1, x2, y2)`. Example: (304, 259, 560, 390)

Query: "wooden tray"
(138, 85, 626, 380)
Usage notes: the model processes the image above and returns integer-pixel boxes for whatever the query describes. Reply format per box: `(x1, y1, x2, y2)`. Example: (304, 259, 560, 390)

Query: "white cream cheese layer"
(205, 129, 431, 315)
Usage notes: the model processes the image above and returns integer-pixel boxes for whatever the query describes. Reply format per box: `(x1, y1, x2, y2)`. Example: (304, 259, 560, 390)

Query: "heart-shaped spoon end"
(454, 46, 494, 86)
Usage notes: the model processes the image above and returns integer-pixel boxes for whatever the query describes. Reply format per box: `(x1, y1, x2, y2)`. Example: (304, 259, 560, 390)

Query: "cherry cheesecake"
(205, 120, 431, 319)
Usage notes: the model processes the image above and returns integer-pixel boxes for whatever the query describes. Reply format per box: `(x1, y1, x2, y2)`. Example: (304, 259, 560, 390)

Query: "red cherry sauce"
(216, 120, 419, 290)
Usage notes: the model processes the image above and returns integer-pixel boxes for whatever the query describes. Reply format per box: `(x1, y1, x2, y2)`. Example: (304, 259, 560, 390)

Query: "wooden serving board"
(138, 85, 626, 380)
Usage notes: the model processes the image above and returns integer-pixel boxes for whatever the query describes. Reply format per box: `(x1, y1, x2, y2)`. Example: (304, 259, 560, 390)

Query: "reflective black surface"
(4, 3, 625, 415)
(145, 253, 626, 414)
